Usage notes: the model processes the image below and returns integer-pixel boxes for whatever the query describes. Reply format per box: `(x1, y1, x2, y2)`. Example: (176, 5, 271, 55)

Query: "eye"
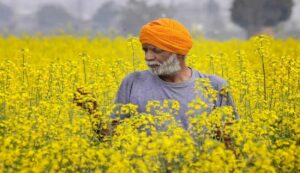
(153, 48, 163, 54)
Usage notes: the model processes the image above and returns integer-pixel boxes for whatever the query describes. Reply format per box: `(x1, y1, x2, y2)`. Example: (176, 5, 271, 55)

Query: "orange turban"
(139, 18, 193, 55)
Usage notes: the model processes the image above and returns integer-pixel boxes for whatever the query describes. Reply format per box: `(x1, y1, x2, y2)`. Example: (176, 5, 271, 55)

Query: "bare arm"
(73, 87, 120, 141)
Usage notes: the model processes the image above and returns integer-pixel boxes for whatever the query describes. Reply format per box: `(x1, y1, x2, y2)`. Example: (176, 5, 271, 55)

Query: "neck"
(159, 66, 192, 83)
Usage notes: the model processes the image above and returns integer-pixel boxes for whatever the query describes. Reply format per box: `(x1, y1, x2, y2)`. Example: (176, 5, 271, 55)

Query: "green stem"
(131, 40, 136, 72)
(22, 50, 25, 85)
(82, 55, 87, 84)
(259, 49, 267, 102)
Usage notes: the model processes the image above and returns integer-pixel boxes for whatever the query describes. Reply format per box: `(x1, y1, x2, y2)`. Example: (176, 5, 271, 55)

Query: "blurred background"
(0, 0, 299, 40)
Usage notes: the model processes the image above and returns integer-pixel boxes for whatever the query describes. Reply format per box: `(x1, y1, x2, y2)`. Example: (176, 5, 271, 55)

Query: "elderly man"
(74, 18, 239, 142)
(114, 18, 239, 129)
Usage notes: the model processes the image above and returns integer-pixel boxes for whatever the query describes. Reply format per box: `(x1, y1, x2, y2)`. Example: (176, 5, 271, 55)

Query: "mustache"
(146, 61, 161, 66)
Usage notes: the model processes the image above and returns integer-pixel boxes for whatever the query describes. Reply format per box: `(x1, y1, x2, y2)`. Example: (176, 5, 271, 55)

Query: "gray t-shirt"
(114, 68, 239, 129)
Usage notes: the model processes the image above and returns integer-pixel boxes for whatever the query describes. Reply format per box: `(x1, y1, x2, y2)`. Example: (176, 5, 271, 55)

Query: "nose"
(145, 50, 155, 61)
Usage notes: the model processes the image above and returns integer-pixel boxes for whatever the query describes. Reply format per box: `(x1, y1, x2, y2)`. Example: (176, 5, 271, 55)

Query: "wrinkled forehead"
(142, 44, 158, 49)
(142, 44, 171, 53)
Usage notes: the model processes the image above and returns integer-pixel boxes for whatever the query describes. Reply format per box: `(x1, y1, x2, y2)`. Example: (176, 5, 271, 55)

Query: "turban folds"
(139, 18, 193, 55)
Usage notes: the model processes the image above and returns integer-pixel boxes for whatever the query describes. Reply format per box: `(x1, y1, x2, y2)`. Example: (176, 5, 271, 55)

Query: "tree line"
(0, 0, 295, 39)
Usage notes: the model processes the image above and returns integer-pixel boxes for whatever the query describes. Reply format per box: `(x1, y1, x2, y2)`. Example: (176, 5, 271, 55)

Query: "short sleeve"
(218, 90, 240, 120)
(114, 74, 135, 104)
(111, 73, 135, 119)
(208, 75, 240, 120)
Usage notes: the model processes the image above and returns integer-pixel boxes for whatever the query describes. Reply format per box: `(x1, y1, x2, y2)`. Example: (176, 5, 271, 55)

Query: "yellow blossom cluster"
(0, 35, 299, 172)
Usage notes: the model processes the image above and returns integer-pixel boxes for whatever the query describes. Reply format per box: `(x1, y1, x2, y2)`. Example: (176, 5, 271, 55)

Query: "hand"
(73, 87, 121, 141)
(73, 87, 98, 114)
(214, 122, 234, 150)
(95, 119, 121, 140)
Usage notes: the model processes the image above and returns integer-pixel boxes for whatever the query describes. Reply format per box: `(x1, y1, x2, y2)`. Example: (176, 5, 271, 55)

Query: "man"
(114, 18, 239, 129)
(74, 18, 239, 143)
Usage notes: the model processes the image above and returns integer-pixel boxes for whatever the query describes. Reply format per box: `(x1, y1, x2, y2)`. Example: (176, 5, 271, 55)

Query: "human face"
(142, 44, 181, 76)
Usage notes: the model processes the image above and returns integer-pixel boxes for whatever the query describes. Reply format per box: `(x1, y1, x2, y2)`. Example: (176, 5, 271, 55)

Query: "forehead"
(142, 44, 159, 49)
(142, 44, 171, 54)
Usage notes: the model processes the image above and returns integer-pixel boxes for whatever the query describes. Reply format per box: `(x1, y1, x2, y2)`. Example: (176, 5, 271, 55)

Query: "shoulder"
(193, 69, 228, 91)
(207, 74, 228, 91)
(121, 70, 151, 84)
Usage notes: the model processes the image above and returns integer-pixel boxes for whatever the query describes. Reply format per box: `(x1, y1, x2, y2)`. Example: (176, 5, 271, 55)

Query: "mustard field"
(0, 35, 299, 172)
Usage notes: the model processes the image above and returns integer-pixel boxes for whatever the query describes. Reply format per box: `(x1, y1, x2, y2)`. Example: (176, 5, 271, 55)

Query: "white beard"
(146, 53, 181, 76)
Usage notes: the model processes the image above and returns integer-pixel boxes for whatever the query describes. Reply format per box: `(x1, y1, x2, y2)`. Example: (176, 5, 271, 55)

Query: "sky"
(2, 0, 299, 21)
(1, 0, 182, 19)
(1, 0, 299, 38)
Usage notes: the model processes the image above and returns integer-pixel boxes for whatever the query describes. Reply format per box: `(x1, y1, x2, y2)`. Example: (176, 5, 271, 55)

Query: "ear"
(176, 54, 185, 60)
